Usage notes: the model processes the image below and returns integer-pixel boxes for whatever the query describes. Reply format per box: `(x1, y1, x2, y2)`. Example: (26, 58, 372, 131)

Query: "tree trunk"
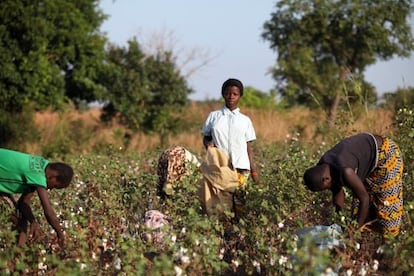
(327, 66, 349, 127)
(327, 93, 341, 128)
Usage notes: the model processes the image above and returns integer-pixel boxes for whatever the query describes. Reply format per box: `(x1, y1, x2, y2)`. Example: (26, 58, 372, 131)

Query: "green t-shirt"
(0, 148, 49, 194)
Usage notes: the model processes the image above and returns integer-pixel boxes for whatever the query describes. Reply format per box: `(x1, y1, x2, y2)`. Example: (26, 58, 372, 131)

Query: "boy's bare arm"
(18, 192, 36, 222)
(332, 187, 345, 212)
(247, 141, 259, 183)
(18, 192, 41, 242)
(36, 187, 65, 247)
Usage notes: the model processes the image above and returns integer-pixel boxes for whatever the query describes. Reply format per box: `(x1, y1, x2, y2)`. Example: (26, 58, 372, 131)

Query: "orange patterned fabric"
(351, 137, 404, 237)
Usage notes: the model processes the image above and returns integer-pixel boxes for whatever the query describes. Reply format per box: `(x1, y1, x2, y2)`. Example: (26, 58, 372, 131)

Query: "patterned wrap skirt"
(157, 146, 200, 197)
(352, 137, 404, 237)
(157, 146, 187, 197)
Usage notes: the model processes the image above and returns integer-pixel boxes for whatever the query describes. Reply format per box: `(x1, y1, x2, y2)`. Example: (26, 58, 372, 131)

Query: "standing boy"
(200, 78, 258, 215)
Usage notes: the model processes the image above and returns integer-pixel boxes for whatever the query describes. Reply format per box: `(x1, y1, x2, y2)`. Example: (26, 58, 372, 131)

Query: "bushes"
(1, 108, 414, 274)
(0, 106, 39, 151)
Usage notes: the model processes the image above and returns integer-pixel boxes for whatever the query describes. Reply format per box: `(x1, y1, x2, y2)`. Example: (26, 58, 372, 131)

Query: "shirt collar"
(222, 106, 240, 115)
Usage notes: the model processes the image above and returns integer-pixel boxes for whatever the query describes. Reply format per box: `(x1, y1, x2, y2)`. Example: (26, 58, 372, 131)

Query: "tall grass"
(30, 104, 393, 156)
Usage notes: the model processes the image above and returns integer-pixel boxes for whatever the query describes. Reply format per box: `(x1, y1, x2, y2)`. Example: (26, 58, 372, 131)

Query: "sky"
(99, 0, 414, 101)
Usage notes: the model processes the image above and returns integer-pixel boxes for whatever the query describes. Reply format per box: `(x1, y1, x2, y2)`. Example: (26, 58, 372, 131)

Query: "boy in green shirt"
(0, 148, 74, 247)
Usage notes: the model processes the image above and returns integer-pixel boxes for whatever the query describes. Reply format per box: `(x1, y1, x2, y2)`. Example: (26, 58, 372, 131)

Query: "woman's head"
(303, 164, 332, 191)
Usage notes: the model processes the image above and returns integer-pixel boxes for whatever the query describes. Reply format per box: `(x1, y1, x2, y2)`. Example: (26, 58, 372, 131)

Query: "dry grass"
(30, 104, 394, 154)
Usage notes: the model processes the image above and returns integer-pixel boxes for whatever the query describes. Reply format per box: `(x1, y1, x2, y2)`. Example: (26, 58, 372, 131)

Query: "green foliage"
(99, 39, 193, 147)
(262, 0, 414, 114)
(98, 40, 150, 130)
(381, 86, 414, 111)
(378, 105, 414, 275)
(1, 113, 414, 274)
(0, 0, 107, 112)
(393, 107, 414, 195)
(0, 0, 107, 148)
(142, 51, 192, 146)
(239, 86, 278, 109)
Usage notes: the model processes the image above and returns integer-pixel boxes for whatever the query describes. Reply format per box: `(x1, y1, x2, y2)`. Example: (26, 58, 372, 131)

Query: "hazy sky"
(99, 0, 414, 100)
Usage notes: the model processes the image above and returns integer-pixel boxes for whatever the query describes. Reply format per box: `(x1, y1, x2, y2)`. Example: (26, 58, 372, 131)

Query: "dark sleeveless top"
(317, 133, 377, 189)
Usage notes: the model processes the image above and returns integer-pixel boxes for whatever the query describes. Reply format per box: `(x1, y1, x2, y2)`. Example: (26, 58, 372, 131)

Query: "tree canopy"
(0, 1, 195, 148)
(0, 0, 107, 112)
(262, 0, 414, 122)
(99, 39, 192, 146)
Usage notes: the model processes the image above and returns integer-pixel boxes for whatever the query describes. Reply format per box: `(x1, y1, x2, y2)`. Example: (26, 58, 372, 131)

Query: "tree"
(0, 0, 107, 112)
(98, 39, 193, 147)
(0, 0, 107, 147)
(142, 51, 192, 146)
(262, 0, 414, 124)
(381, 86, 414, 111)
(98, 40, 151, 130)
(240, 87, 278, 110)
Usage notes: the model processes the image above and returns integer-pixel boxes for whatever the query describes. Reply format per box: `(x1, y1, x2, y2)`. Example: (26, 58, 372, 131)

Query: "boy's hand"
(29, 221, 42, 243)
(251, 171, 259, 183)
(57, 232, 65, 248)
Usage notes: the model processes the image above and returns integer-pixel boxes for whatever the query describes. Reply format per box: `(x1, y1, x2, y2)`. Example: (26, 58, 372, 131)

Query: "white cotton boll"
(356, 242, 360, 250)
(376, 246, 384, 254)
(253, 260, 261, 274)
(38, 262, 47, 271)
(359, 265, 367, 276)
(219, 248, 225, 260)
(102, 238, 108, 251)
(181, 255, 190, 264)
(372, 259, 379, 271)
(279, 255, 288, 265)
(278, 221, 284, 228)
(113, 256, 121, 270)
(323, 267, 333, 275)
(174, 266, 183, 276)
